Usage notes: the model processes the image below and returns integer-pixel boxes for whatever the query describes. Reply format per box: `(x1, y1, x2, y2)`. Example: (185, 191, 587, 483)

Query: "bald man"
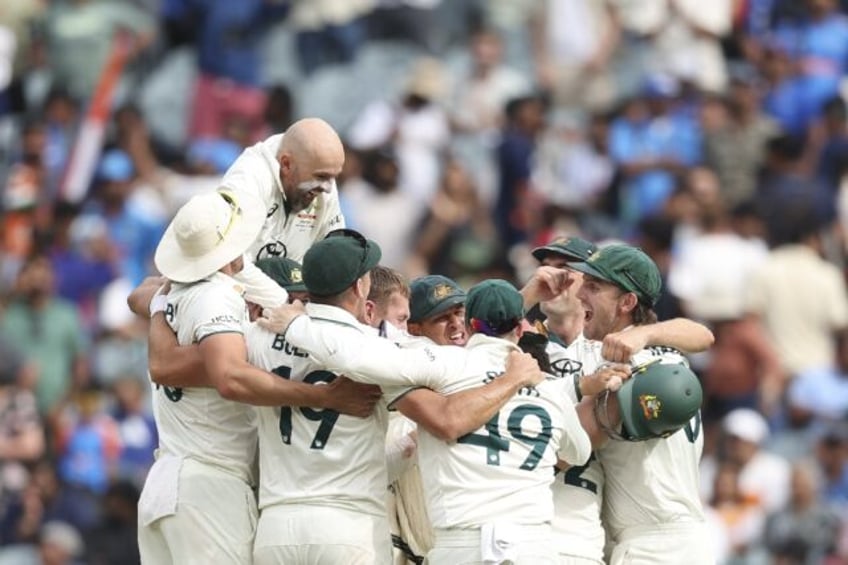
(221, 118, 347, 307)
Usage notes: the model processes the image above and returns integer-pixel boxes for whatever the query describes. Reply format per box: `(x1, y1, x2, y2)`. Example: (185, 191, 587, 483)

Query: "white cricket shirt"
(156, 272, 257, 484)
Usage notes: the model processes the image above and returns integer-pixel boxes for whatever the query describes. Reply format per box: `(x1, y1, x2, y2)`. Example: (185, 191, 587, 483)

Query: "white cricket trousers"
(253, 504, 393, 565)
(609, 522, 714, 565)
(427, 525, 560, 565)
(138, 458, 257, 565)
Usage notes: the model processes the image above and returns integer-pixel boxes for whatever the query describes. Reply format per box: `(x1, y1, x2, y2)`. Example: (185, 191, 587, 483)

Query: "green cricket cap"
(409, 275, 465, 323)
(465, 279, 525, 335)
(302, 229, 381, 297)
(255, 257, 307, 292)
(568, 244, 662, 306)
(532, 236, 597, 263)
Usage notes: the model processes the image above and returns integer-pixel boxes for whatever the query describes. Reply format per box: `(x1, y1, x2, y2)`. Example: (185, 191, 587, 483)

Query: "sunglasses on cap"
(325, 228, 370, 277)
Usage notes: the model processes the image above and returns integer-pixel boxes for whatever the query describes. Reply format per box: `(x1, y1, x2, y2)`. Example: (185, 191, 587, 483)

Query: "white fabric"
(154, 272, 258, 484)
(154, 190, 265, 283)
(481, 523, 519, 565)
(138, 453, 182, 527)
(219, 134, 346, 262)
(418, 334, 590, 529)
(253, 505, 392, 565)
(138, 459, 257, 565)
(547, 334, 607, 563)
(282, 305, 466, 394)
(596, 348, 706, 542)
(668, 232, 767, 321)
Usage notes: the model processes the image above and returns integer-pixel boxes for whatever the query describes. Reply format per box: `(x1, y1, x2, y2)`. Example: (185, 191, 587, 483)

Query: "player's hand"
(127, 276, 168, 317)
(505, 350, 544, 387)
(520, 266, 573, 308)
(601, 327, 650, 362)
(580, 363, 632, 397)
(258, 300, 307, 334)
(324, 376, 382, 418)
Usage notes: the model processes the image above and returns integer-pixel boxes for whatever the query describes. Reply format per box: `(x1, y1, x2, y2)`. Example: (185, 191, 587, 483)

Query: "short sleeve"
(190, 286, 247, 342)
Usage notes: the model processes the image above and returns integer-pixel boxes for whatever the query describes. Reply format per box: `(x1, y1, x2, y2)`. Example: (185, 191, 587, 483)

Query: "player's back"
(419, 334, 583, 529)
(251, 314, 389, 518)
(155, 274, 257, 483)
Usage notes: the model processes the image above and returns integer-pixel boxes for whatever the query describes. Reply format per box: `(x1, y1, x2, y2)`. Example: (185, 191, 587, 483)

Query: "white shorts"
(609, 523, 713, 565)
(253, 504, 393, 565)
(138, 459, 257, 565)
(427, 526, 559, 565)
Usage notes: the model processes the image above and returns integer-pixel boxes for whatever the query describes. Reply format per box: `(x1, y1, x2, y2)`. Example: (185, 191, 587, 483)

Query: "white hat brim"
(155, 190, 266, 283)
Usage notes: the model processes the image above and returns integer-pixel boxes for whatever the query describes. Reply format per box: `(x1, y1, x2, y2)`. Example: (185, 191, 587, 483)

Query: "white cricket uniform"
(597, 346, 711, 565)
(548, 333, 607, 565)
(137, 273, 257, 565)
(220, 133, 346, 307)
(249, 304, 465, 565)
(411, 334, 591, 565)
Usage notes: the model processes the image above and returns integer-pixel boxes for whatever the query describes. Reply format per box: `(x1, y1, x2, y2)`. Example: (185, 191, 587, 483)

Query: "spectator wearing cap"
(407, 275, 468, 347)
(702, 408, 791, 515)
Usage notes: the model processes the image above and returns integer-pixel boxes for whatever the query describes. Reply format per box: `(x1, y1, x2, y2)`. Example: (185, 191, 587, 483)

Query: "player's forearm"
(435, 373, 527, 441)
(216, 361, 330, 407)
(642, 318, 715, 353)
(148, 314, 211, 388)
(285, 316, 448, 387)
(576, 397, 610, 449)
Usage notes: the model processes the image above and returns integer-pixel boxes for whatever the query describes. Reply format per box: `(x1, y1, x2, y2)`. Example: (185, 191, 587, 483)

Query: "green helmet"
(616, 359, 703, 441)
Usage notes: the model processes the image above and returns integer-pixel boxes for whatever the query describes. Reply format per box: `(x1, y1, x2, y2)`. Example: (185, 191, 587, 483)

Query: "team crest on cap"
(432, 284, 453, 299)
(639, 394, 662, 420)
(290, 268, 303, 283)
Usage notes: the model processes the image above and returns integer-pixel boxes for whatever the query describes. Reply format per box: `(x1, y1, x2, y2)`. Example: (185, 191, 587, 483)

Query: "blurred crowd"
(1, 0, 848, 563)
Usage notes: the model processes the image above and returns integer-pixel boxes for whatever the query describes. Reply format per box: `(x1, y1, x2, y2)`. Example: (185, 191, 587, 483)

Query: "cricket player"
(416, 279, 591, 564)
(136, 191, 377, 565)
(250, 231, 545, 564)
(523, 236, 715, 564)
(568, 244, 712, 565)
(221, 117, 346, 307)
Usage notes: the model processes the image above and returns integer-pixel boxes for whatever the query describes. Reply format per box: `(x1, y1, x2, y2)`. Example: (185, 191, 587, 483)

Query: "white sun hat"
(155, 189, 264, 283)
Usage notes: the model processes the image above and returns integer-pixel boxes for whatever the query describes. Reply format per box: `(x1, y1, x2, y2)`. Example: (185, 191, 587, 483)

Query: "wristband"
(149, 294, 168, 318)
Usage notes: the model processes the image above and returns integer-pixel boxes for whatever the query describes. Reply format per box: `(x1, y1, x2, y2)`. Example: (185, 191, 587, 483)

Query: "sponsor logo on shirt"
(257, 239, 288, 260)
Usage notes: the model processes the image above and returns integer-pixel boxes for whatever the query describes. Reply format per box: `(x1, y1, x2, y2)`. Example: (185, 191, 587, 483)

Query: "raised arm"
(393, 351, 544, 442)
